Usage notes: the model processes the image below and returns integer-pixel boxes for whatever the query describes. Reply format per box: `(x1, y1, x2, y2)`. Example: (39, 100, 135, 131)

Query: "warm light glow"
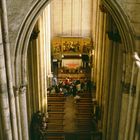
(133, 52, 140, 68)
(136, 61, 140, 68)
(133, 52, 140, 61)
(92, 49, 95, 55)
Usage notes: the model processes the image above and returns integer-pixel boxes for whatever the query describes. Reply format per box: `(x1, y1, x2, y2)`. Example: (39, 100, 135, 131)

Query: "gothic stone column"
(0, 24, 12, 140)
(19, 85, 29, 140)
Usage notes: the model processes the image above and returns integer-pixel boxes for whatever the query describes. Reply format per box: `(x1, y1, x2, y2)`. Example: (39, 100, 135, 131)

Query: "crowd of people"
(48, 77, 93, 97)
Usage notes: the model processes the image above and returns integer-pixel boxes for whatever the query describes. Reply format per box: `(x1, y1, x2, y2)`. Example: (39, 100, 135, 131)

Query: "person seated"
(74, 95, 80, 103)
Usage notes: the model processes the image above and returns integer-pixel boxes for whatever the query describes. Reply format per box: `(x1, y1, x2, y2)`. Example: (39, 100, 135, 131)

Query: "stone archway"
(15, 0, 50, 86)
(14, 0, 135, 94)
(102, 0, 135, 53)
(13, 1, 135, 140)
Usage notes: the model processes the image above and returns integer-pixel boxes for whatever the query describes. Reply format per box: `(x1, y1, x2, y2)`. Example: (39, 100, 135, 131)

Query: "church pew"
(48, 96, 66, 102)
(47, 124, 64, 130)
(47, 136, 64, 140)
(48, 93, 65, 97)
(76, 102, 93, 105)
(47, 130, 64, 133)
(48, 118, 64, 124)
(48, 102, 65, 106)
(48, 106, 64, 112)
(48, 112, 65, 119)
(76, 107, 93, 112)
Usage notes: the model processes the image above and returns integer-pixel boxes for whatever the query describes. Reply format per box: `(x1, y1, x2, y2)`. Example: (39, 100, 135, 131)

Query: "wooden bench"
(75, 117, 92, 120)
(77, 123, 93, 127)
(76, 117, 91, 121)
(76, 135, 91, 140)
(48, 97, 66, 102)
(48, 118, 65, 120)
(48, 119, 64, 124)
(48, 103, 65, 106)
(79, 94, 92, 98)
(48, 109, 64, 113)
(76, 104, 93, 107)
(47, 130, 64, 133)
(48, 102, 65, 106)
(48, 125, 64, 130)
(76, 104, 93, 108)
(76, 114, 92, 118)
(48, 106, 64, 109)
(49, 112, 65, 114)
(76, 119, 92, 123)
(77, 107, 93, 113)
(47, 136, 64, 140)
(79, 97, 92, 100)
(48, 113, 65, 118)
(48, 94, 64, 97)
(77, 102, 93, 105)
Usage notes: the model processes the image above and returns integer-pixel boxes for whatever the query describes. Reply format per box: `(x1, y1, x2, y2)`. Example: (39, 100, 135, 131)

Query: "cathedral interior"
(0, 0, 140, 140)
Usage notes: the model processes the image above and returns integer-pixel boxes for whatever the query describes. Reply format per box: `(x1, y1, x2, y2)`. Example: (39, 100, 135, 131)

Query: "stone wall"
(7, 0, 35, 55)
(116, 0, 140, 51)
(6, 0, 140, 60)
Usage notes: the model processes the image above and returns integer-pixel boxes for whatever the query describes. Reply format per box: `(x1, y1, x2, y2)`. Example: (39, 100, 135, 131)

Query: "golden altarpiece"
(51, 37, 93, 81)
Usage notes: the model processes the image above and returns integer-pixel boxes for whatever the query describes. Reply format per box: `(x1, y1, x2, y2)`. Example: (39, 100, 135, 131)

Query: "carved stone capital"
(130, 85, 136, 96)
(122, 82, 130, 93)
(19, 85, 27, 94)
(30, 30, 40, 40)
(13, 86, 20, 97)
(122, 82, 136, 95)
(99, 4, 107, 13)
(107, 31, 121, 43)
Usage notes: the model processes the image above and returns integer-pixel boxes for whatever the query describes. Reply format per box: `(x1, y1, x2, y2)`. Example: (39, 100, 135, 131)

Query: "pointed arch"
(102, 0, 135, 52)
(14, 0, 50, 86)
(14, 0, 135, 86)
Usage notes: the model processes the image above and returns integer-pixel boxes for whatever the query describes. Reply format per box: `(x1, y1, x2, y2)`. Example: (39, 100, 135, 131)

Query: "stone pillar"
(19, 85, 29, 140)
(14, 87, 22, 140)
(118, 53, 132, 140)
(93, 4, 108, 131)
(38, 15, 45, 113)
(103, 26, 122, 140)
(95, 11, 104, 102)
(0, 112, 3, 139)
(0, 0, 18, 139)
(36, 37, 41, 111)
(27, 28, 40, 123)
(110, 43, 123, 140)
(44, 6, 52, 77)
(130, 67, 140, 140)
(101, 24, 112, 138)
(0, 21, 12, 140)
(98, 11, 107, 108)
(106, 41, 118, 140)
(93, 0, 100, 84)
(122, 59, 140, 140)
(30, 40, 37, 113)
(135, 104, 140, 140)
(38, 9, 51, 113)
(27, 41, 33, 124)
(124, 62, 136, 140)
(43, 8, 50, 112)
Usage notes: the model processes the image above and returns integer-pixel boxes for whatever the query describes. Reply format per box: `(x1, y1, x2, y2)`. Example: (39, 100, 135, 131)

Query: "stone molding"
(13, 86, 19, 96)
(99, 4, 108, 13)
(30, 30, 40, 40)
(122, 82, 136, 95)
(107, 31, 121, 42)
(19, 85, 27, 95)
